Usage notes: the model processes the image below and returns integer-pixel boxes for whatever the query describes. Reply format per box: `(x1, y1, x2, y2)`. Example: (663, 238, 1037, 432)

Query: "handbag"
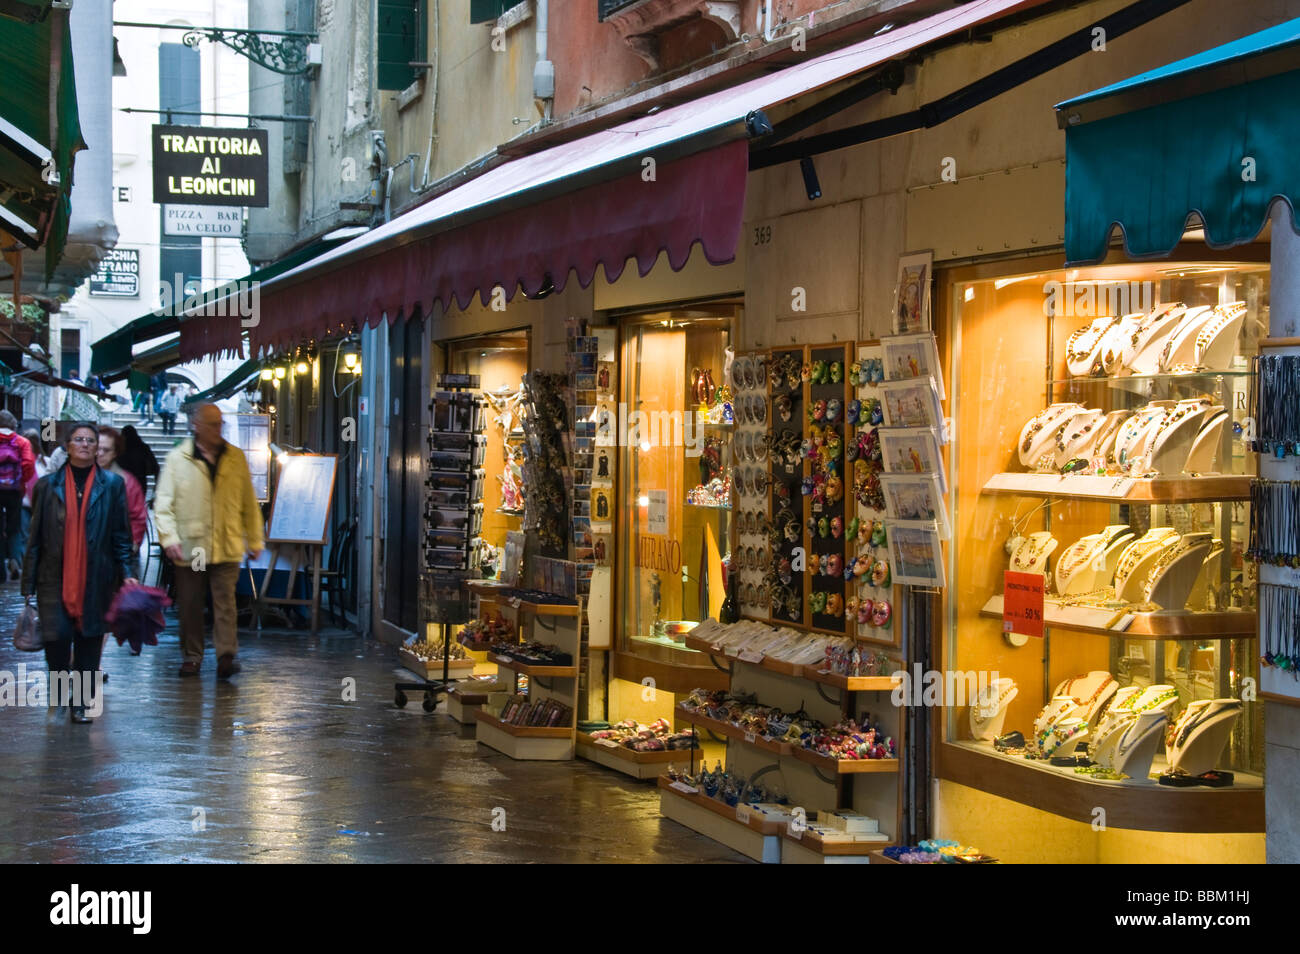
(12, 597, 41, 652)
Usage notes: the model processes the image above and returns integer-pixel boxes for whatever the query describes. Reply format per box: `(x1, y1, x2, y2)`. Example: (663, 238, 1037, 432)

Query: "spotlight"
(260, 368, 274, 381)
(800, 156, 822, 201)
(274, 366, 286, 380)
(745, 109, 774, 138)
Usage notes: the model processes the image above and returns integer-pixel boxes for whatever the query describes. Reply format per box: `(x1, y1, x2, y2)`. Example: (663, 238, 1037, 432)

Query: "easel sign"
(257, 453, 339, 634)
(267, 453, 338, 544)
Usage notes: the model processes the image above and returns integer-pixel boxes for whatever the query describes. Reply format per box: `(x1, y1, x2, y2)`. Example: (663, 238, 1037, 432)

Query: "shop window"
(468, 0, 510, 24)
(944, 255, 1266, 836)
(618, 312, 734, 665)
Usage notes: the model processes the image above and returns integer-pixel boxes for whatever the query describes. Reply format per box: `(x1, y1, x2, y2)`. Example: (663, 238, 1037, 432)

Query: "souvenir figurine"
(778, 557, 793, 584)
(871, 559, 891, 587)
(846, 399, 862, 425)
(811, 360, 827, 385)
(846, 596, 859, 619)
(846, 439, 860, 462)
(869, 398, 884, 425)
(783, 518, 801, 543)
(818, 516, 830, 538)
(871, 520, 887, 547)
(849, 361, 863, 386)
(826, 593, 844, 617)
(830, 361, 843, 384)
(830, 516, 844, 539)
(827, 553, 844, 577)
(811, 399, 827, 422)
(810, 591, 828, 614)
(818, 554, 830, 576)
(826, 398, 842, 424)
(847, 516, 860, 540)
(853, 554, 872, 577)
(775, 393, 793, 422)
(801, 476, 814, 496)
(801, 362, 813, 383)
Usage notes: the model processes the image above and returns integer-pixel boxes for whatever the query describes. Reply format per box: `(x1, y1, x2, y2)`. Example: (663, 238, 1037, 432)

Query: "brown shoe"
(217, 654, 241, 679)
(178, 661, 200, 677)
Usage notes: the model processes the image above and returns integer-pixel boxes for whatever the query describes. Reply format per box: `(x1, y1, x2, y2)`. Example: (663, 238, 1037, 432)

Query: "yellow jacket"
(155, 438, 265, 566)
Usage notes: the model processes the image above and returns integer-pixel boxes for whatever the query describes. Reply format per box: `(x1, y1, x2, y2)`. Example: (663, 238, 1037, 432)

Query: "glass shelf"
(1049, 369, 1254, 387)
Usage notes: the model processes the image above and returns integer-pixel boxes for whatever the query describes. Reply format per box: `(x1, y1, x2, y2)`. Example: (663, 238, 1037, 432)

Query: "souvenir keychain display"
(766, 349, 806, 623)
(731, 351, 771, 618)
(806, 344, 850, 633)
(849, 342, 894, 639)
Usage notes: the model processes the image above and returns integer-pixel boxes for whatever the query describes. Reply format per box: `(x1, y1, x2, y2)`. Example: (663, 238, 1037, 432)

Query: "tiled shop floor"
(0, 589, 745, 863)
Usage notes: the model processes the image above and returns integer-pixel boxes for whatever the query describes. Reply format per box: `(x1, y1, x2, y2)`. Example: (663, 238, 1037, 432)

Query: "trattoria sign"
(151, 125, 269, 207)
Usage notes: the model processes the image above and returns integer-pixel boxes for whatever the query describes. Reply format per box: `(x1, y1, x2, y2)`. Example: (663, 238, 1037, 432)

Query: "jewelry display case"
(940, 257, 1268, 850)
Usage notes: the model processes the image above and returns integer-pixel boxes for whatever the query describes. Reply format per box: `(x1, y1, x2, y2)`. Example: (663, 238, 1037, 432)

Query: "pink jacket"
(0, 430, 36, 489)
(115, 466, 148, 547)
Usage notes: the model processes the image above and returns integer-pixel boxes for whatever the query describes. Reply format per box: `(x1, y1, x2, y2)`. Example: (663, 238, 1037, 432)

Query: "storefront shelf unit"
(980, 473, 1252, 503)
(465, 580, 581, 616)
(781, 829, 889, 864)
(680, 634, 901, 691)
(787, 746, 900, 775)
(446, 686, 493, 724)
(674, 705, 793, 756)
(489, 655, 579, 678)
(656, 777, 784, 863)
(397, 648, 477, 680)
(576, 733, 698, 780)
(942, 741, 1264, 834)
(979, 596, 1257, 639)
(474, 710, 576, 760)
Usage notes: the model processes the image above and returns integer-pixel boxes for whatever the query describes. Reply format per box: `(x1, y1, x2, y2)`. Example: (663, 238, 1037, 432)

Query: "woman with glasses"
(21, 423, 137, 723)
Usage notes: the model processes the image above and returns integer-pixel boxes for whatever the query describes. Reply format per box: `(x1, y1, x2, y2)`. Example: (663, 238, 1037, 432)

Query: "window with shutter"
(158, 43, 201, 308)
(469, 0, 511, 24)
(377, 0, 425, 91)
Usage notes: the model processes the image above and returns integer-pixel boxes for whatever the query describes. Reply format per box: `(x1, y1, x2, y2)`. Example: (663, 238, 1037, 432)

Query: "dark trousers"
(44, 634, 103, 707)
(160, 411, 176, 434)
(0, 489, 22, 566)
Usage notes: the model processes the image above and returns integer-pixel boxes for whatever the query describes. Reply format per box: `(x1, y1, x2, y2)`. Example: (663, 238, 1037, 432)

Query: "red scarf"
(61, 466, 96, 625)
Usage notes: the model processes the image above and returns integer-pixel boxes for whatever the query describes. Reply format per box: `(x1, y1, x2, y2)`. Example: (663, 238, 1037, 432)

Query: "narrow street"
(0, 587, 744, 864)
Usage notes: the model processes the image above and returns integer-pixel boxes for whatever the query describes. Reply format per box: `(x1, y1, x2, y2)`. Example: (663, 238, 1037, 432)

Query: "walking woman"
(21, 423, 137, 723)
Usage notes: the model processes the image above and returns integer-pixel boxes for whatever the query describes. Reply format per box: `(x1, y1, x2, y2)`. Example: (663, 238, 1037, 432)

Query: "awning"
(0, 6, 83, 275)
(240, 0, 1047, 356)
(15, 368, 110, 398)
(181, 358, 262, 406)
(1056, 17, 1300, 264)
(91, 234, 355, 378)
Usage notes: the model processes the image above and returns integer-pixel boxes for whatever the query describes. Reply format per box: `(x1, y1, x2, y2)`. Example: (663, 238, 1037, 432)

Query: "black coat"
(21, 465, 134, 641)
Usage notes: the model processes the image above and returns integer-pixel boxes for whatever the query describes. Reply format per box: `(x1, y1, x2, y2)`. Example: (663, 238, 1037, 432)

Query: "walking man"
(158, 384, 182, 435)
(154, 403, 264, 679)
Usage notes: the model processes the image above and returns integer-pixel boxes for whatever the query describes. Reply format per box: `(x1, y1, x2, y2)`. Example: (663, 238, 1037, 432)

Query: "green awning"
(0, 6, 83, 274)
(181, 359, 263, 407)
(1056, 18, 1300, 264)
(90, 234, 352, 377)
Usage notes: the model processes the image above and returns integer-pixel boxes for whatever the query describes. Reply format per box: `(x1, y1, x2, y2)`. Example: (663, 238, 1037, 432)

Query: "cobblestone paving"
(0, 586, 745, 863)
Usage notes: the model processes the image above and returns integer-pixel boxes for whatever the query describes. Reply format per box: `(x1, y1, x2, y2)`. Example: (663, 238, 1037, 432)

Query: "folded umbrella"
(106, 583, 172, 654)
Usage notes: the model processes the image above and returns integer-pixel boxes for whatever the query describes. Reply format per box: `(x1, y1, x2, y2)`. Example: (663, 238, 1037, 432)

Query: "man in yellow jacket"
(154, 403, 264, 679)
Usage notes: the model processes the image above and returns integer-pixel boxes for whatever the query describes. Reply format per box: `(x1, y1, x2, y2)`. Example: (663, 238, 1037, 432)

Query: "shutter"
(377, 0, 422, 91)
(469, 0, 510, 24)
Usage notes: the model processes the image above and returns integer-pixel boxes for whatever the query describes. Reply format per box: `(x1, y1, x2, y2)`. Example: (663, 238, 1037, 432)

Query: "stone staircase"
(100, 408, 184, 496)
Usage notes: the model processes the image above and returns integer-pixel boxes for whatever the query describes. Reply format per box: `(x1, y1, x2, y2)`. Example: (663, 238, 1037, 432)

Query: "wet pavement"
(0, 586, 745, 863)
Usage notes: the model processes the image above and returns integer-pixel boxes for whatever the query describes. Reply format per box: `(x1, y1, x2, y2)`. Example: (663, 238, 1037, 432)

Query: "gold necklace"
(1013, 535, 1054, 570)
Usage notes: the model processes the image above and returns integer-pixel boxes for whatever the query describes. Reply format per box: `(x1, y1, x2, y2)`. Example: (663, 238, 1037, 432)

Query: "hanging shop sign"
(163, 204, 243, 236)
(151, 125, 269, 207)
(88, 247, 140, 298)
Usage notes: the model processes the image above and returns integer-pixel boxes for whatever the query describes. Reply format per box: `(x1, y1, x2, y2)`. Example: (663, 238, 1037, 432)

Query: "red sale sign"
(1003, 571, 1045, 639)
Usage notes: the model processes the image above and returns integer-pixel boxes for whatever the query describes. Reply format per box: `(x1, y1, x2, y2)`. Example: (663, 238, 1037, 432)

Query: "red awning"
(247, 141, 748, 353)
(175, 0, 1045, 358)
(179, 311, 244, 363)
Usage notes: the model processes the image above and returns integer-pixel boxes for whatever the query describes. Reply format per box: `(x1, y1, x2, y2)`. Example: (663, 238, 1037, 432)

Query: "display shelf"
(781, 829, 888, 864)
(684, 500, 732, 510)
(474, 709, 575, 760)
(981, 472, 1251, 502)
(674, 705, 791, 755)
(788, 746, 900, 775)
(939, 740, 1263, 833)
(1049, 369, 1252, 387)
(980, 595, 1256, 639)
(1260, 337, 1300, 348)
(681, 634, 900, 691)
(398, 648, 477, 680)
(489, 654, 578, 678)
(656, 777, 784, 863)
(869, 850, 900, 864)
(576, 733, 697, 779)
(447, 685, 495, 724)
(459, 638, 500, 653)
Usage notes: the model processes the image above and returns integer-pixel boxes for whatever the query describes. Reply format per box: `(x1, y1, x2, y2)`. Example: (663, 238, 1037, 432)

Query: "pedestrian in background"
(119, 425, 159, 499)
(20, 427, 51, 575)
(97, 426, 147, 554)
(0, 410, 36, 580)
(128, 369, 150, 417)
(154, 403, 263, 679)
(158, 385, 182, 436)
(21, 422, 137, 723)
(150, 371, 167, 423)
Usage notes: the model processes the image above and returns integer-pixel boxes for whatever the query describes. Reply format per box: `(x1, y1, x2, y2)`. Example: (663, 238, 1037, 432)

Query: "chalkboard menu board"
(267, 454, 338, 544)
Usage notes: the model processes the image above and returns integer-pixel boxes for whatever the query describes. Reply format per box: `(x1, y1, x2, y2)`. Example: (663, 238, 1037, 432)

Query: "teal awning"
(1056, 17, 1300, 264)
(90, 234, 352, 378)
(181, 359, 262, 407)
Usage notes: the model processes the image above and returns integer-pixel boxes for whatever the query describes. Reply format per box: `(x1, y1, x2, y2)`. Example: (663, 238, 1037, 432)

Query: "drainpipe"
(533, 0, 554, 122)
